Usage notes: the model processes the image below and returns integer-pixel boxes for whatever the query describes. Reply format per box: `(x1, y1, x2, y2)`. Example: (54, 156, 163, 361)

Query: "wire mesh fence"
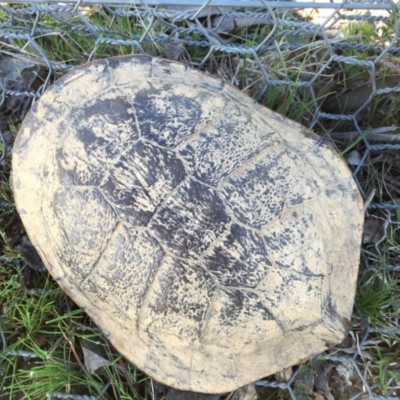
(0, 0, 400, 399)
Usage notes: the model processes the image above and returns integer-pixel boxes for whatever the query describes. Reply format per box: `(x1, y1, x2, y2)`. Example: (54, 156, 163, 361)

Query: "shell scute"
(81, 224, 164, 324)
(179, 103, 278, 187)
(202, 289, 281, 349)
(100, 140, 186, 226)
(220, 151, 290, 229)
(203, 223, 272, 288)
(52, 186, 117, 283)
(135, 85, 221, 148)
(81, 94, 139, 160)
(149, 179, 231, 258)
(257, 269, 324, 331)
(55, 90, 140, 186)
(140, 256, 217, 341)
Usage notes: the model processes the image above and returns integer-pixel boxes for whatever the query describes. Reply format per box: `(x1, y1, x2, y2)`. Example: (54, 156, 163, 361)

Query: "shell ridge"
(94, 140, 139, 187)
(214, 194, 263, 233)
(125, 162, 156, 208)
(173, 97, 231, 153)
(199, 285, 282, 342)
(94, 185, 128, 224)
(252, 285, 287, 333)
(196, 221, 233, 264)
(198, 288, 220, 344)
(186, 175, 219, 191)
(144, 174, 189, 229)
(216, 144, 282, 192)
(149, 56, 155, 78)
(277, 195, 317, 217)
(189, 346, 194, 388)
(136, 244, 167, 333)
(232, 358, 240, 389)
(54, 184, 100, 190)
(256, 239, 287, 332)
(79, 219, 122, 286)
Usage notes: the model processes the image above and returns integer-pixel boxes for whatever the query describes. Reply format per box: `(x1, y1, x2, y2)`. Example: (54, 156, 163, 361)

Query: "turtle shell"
(12, 55, 364, 393)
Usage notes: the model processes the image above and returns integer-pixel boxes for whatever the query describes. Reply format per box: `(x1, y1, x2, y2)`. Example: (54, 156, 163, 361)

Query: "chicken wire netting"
(0, 0, 400, 399)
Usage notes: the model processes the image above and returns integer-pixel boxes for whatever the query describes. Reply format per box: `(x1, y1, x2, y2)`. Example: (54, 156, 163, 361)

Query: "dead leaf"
(162, 43, 187, 61)
(293, 369, 314, 400)
(212, 15, 270, 34)
(236, 383, 257, 400)
(81, 339, 110, 374)
(314, 361, 335, 400)
(278, 366, 293, 381)
(33, 334, 47, 347)
(362, 210, 390, 246)
(346, 150, 362, 166)
(4, 69, 45, 123)
(15, 236, 46, 272)
(0, 54, 33, 83)
(322, 75, 400, 114)
(151, 380, 222, 400)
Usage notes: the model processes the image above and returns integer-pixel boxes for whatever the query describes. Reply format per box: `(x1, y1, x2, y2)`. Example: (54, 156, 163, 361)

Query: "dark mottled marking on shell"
(56, 95, 139, 186)
(204, 224, 272, 287)
(149, 179, 230, 258)
(179, 103, 277, 186)
(203, 289, 278, 348)
(221, 290, 273, 323)
(274, 247, 324, 277)
(135, 85, 205, 148)
(80, 95, 138, 161)
(264, 213, 311, 251)
(56, 148, 103, 186)
(100, 140, 186, 226)
(220, 153, 291, 229)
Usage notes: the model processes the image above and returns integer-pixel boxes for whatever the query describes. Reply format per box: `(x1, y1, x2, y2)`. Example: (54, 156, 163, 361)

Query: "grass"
(357, 268, 400, 330)
(0, 265, 149, 399)
(1, 2, 400, 399)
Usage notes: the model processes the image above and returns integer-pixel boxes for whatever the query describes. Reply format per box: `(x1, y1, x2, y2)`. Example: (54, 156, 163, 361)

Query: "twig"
(329, 126, 400, 142)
